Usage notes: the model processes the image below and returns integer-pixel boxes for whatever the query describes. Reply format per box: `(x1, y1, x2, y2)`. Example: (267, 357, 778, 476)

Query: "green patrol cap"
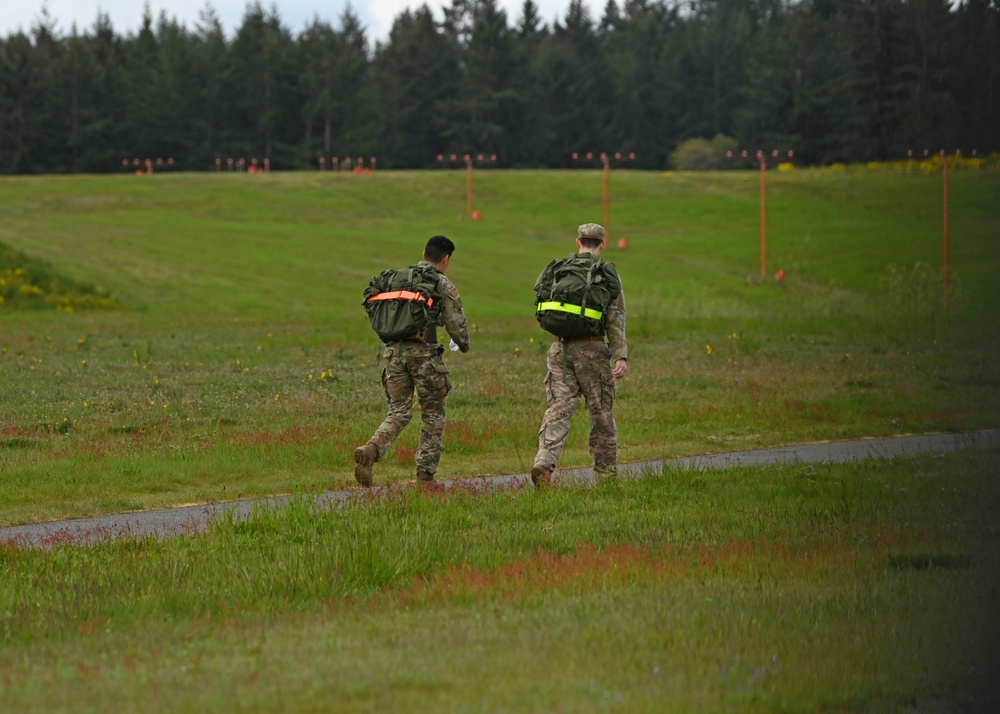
(577, 223, 605, 241)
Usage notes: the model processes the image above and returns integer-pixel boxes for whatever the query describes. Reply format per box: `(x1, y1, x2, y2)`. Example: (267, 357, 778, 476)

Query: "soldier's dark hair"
(579, 237, 603, 250)
(424, 235, 456, 263)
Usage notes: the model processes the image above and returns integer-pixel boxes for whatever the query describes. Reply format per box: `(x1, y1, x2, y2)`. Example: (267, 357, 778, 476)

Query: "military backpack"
(534, 253, 621, 339)
(363, 264, 443, 343)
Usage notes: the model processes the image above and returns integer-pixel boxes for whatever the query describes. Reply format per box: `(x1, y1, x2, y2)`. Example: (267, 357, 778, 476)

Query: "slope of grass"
(0, 168, 997, 525)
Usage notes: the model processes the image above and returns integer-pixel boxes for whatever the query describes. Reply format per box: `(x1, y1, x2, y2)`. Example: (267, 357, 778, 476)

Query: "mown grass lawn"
(1, 167, 998, 711)
(1, 167, 998, 525)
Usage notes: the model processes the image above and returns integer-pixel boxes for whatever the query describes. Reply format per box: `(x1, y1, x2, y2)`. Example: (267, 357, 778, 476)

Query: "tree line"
(0, 0, 996, 173)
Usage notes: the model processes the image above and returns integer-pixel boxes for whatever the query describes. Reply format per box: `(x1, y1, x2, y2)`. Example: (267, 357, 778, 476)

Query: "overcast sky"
(1, 1, 600, 43)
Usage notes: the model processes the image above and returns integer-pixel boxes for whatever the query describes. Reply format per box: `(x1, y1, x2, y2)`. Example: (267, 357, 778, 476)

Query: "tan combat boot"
(530, 466, 552, 489)
(416, 468, 434, 482)
(416, 468, 443, 492)
(353, 443, 378, 487)
(595, 465, 619, 482)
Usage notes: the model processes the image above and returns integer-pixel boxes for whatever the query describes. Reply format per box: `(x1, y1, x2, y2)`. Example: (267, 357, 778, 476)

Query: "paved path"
(2, 430, 997, 549)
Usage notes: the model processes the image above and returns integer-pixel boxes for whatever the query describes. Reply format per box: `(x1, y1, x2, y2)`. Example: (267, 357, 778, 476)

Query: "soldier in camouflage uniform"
(353, 235, 471, 487)
(531, 223, 628, 488)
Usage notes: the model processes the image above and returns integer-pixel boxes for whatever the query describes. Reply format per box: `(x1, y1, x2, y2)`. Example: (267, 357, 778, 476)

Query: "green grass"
(1, 167, 999, 711)
(0, 167, 998, 527)
(1, 451, 998, 712)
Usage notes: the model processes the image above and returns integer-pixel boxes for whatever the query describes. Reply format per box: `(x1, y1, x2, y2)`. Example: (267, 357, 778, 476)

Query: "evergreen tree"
(510, 0, 553, 165)
(121, 6, 165, 162)
(950, 0, 999, 153)
(155, 15, 200, 167)
(0, 32, 40, 172)
(602, 0, 675, 167)
(371, 8, 458, 167)
(299, 18, 341, 159)
(0, 0, 996, 172)
(227, 2, 299, 166)
(191, 6, 230, 168)
(439, 0, 522, 162)
(536, 0, 609, 165)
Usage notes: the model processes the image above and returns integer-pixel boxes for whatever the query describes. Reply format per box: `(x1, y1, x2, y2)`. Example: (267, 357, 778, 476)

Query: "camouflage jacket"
(605, 286, 627, 363)
(418, 261, 470, 353)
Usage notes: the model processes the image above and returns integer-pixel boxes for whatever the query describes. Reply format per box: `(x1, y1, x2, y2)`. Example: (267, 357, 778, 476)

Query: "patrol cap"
(577, 223, 606, 241)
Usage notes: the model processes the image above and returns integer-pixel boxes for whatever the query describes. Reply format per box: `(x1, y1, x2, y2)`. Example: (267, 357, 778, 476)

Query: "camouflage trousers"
(367, 342, 451, 476)
(533, 338, 617, 474)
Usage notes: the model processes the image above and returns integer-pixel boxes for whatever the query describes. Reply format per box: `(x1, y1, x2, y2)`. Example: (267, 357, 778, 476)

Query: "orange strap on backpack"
(367, 290, 434, 307)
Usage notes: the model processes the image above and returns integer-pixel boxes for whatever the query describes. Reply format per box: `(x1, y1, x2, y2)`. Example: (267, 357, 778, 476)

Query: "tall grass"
(0, 451, 997, 712)
(0, 169, 998, 525)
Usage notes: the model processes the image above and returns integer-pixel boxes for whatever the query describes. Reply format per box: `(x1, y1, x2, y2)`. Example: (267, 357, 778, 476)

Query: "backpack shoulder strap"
(577, 255, 601, 317)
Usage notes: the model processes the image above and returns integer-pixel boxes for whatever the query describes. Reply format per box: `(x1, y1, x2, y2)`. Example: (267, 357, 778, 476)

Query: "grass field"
(1, 167, 997, 525)
(0, 167, 998, 711)
(1, 453, 998, 712)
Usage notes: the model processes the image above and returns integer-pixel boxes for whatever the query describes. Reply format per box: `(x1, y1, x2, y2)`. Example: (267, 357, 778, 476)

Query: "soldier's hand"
(613, 358, 628, 379)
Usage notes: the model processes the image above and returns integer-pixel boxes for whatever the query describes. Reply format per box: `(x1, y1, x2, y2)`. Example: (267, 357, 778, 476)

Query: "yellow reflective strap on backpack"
(536, 301, 603, 320)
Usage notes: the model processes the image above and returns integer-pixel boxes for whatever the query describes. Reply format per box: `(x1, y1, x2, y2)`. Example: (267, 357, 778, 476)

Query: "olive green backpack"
(363, 264, 443, 343)
(534, 253, 621, 339)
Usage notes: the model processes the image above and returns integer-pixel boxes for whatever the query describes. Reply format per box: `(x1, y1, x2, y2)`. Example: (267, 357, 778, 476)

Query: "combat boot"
(353, 443, 378, 487)
(530, 466, 552, 489)
(416, 468, 443, 493)
(595, 465, 619, 482)
(416, 468, 434, 482)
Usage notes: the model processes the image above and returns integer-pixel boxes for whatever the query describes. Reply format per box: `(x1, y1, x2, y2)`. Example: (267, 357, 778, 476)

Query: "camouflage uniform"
(366, 263, 469, 477)
(534, 229, 628, 476)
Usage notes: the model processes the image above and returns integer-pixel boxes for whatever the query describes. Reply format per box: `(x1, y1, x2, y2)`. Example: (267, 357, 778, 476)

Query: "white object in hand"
(449, 339, 460, 352)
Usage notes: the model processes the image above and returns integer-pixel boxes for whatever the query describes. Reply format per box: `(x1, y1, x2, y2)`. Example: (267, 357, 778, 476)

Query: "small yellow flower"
(706, 345, 713, 355)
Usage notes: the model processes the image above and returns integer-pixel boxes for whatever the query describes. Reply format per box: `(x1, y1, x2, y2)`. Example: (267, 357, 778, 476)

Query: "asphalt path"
(2, 430, 997, 549)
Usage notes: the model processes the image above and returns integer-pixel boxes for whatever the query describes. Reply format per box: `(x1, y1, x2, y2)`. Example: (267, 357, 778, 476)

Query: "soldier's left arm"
(439, 275, 471, 352)
(606, 288, 627, 364)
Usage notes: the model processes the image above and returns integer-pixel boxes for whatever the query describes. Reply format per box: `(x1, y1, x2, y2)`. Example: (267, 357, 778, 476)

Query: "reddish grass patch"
(392, 445, 416, 466)
(444, 420, 489, 450)
(386, 528, 936, 609)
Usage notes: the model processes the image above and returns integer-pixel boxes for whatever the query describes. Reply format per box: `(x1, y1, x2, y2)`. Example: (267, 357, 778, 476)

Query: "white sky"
(1, 1, 600, 43)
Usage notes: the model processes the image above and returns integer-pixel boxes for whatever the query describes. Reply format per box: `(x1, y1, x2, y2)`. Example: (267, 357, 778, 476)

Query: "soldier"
(353, 235, 470, 487)
(530, 223, 628, 487)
